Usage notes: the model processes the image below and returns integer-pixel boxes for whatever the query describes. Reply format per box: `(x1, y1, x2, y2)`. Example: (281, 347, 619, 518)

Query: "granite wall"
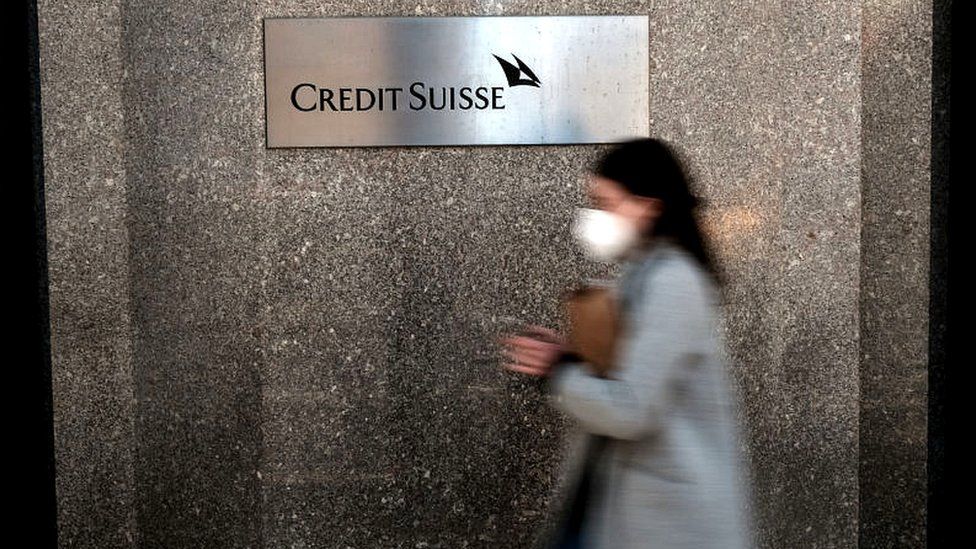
(38, 1, 931, 547)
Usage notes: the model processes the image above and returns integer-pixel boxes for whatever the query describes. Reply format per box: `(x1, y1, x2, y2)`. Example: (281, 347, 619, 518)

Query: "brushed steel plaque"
(264, 16, 649, 147)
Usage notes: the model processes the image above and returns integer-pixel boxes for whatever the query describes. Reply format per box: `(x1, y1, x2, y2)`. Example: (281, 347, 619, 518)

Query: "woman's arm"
(544, 260, 703, 440)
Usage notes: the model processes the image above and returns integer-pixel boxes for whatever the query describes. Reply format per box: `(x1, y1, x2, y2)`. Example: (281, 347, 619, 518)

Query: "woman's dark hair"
(591, 137, 723, 288)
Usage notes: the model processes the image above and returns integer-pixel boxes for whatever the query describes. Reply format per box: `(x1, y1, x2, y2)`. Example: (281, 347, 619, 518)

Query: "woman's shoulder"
(641, 241, 719, 307)
(643, 239, 704, 281)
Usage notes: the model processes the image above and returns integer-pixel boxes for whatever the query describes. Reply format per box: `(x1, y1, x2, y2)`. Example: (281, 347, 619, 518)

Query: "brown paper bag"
(561, 283, 621, 379)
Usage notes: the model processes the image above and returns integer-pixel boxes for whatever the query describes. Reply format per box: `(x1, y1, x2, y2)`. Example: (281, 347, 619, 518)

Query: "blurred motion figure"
(501, 138, 756, 549)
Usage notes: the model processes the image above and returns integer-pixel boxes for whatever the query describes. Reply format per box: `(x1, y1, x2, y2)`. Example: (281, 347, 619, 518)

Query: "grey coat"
(534, 237, 756, 549)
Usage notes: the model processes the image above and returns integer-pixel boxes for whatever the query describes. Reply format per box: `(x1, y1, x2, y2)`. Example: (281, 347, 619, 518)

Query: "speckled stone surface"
(860, 1, 931, 547)
(38, 1, 931, 548)
(38, 1, 137, 547)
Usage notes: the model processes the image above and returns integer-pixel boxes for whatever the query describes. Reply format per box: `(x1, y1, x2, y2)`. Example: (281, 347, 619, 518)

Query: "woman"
(501, 138, 755, 549)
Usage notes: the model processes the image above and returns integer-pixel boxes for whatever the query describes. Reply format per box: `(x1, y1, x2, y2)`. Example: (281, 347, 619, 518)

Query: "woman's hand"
(498, 325, 569, 377)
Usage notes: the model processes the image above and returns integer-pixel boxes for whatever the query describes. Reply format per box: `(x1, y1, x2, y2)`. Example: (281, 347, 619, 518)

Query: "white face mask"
(571, 207, 640, 262)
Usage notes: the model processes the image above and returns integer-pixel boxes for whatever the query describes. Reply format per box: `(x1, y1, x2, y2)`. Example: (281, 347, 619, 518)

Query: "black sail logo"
(492, 53, 542, 88)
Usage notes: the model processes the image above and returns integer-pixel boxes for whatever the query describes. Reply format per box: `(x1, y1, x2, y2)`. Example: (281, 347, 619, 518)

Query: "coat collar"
(620, 234, 678, 271)
(616, 235, 679, 305)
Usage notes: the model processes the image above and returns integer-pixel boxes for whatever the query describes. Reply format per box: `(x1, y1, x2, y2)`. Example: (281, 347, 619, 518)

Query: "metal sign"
(263, 16, 649, 148)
